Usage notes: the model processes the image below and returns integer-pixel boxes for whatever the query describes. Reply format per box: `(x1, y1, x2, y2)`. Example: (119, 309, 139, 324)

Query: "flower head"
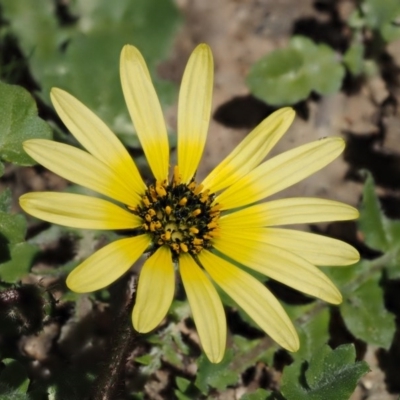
(20, 44, 359, 363)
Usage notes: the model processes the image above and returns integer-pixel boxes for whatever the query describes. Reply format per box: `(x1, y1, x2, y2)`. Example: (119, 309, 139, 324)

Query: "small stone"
(367, 75, 389, 105)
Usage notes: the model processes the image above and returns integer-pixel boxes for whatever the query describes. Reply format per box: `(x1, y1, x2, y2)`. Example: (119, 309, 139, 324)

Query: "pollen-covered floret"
(131, 167, 220, 257)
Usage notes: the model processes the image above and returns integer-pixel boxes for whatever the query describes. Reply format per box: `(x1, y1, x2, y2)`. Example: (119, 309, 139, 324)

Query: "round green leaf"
(247, 46, 311, 105)
(247, 36, 345, 105)
(0, 82, 52, 165)
(308, 44, 345, 95)
(362, 0, 400, 30)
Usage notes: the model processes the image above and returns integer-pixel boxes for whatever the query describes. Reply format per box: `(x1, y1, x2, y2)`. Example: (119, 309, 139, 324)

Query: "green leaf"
(381, 21, 400, 42)
(175, 377, 191, 393)
(195, 350, 238, 394)
(296, 308, 330, 361)
(321, 260, 369, 293)
(362, 0, 400, 36)
(356, 173, 400, 278)
(0, 0, 66, 66)
(358, 172, 390, 252)
(2, 0, 181, 143)
(350, 0, 400, 42)
(343, 42, 365, 75)
(247, 46, 310, 105)
(247, 36, 345, 105)
(0, 242, 38, 283)
(291, 37, 344, 96)
(174, 391, 192, 400)
(347, 9, 366, 30)
(341, 278, 395, 348)
(0, 210, 37, 283)
(0, 82, 53, 165)
(0, 359, 29, 394)
(0, 189, 12, 213)
(0, 212, 27, 246)
(134, 354, 152, 366)
(0, 392, 30, 400)
(281, 344, 369, 400)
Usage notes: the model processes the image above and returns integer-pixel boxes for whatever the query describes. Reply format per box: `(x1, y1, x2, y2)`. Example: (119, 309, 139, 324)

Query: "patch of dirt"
(3, 0, 400, 398)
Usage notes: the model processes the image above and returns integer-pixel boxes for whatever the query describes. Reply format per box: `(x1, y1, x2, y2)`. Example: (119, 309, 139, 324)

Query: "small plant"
(247, 0, 400, 105)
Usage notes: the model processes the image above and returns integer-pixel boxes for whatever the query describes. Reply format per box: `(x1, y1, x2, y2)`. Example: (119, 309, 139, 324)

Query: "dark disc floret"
(130, 166, 221, 258)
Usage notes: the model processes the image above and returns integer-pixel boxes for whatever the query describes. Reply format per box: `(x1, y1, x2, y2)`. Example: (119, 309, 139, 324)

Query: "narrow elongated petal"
(23, 139, 139, 206)
(120, 45, 169, 181)
(218, 227, 359, 266)
(179, 254, 226, 363)
(260, 228, 359, 266)
(133, 246, 174, 332)
(19, 192, 141, 230)
(178, 44, 213, 183)
(213, 234, 342, 304)
(202, 108, 295, 193)
(67, 235, 150, 293)
(199, 250, 299, 352)
(51, 88, 146, 195)
(216, 137, 345, 210)
(220, 197, 359, 227)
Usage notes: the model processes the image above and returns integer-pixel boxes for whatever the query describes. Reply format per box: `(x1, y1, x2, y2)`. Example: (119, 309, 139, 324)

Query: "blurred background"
(1, 0, 400, 399)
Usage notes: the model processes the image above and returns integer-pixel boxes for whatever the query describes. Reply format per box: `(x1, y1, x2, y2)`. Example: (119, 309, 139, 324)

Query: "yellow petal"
(217, 137, 345, 210)
(259, 228, 359, 266)
(218, 227, 359, 266)
(120, 45, 169, 181)
(67, 235, 150, 293)
(133, 246, 174, 332)
(19, 192, 141, 230)
(199, 250, 299, 352)
(179, 253, 226, 363)
(51, 88, 146, 195)
(202, 108, 295, 193)
(23, 139, 139, 206)
(178, 44, 213, 183)
(213, 234, 342, 304)
(220, 197, 359, 227)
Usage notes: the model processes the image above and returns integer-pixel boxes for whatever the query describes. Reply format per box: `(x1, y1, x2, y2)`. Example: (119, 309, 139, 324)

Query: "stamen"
(193, 184, 204, 195)
(188, 181, 196, 191)
(131, 168, 220, 257)
(155, 181, 167, 197)
(173, 166, 181, 186)
(143, 196, 151, 207)
(179, 197, 188, 206)
(162, 231, 172, 241)
(210, 204, 222, 212)
(180, 243, 189, 252)
(154, 221, 162, 229)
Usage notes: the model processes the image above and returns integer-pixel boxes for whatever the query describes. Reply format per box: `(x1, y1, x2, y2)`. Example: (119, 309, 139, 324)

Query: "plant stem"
(89, 277, 139, 400)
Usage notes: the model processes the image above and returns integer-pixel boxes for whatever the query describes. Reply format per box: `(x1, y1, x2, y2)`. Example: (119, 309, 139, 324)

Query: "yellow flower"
(19, 44, 359, 363)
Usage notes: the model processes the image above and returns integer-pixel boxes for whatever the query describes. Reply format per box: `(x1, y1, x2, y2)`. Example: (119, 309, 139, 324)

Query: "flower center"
(131, 166, 221, 257)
